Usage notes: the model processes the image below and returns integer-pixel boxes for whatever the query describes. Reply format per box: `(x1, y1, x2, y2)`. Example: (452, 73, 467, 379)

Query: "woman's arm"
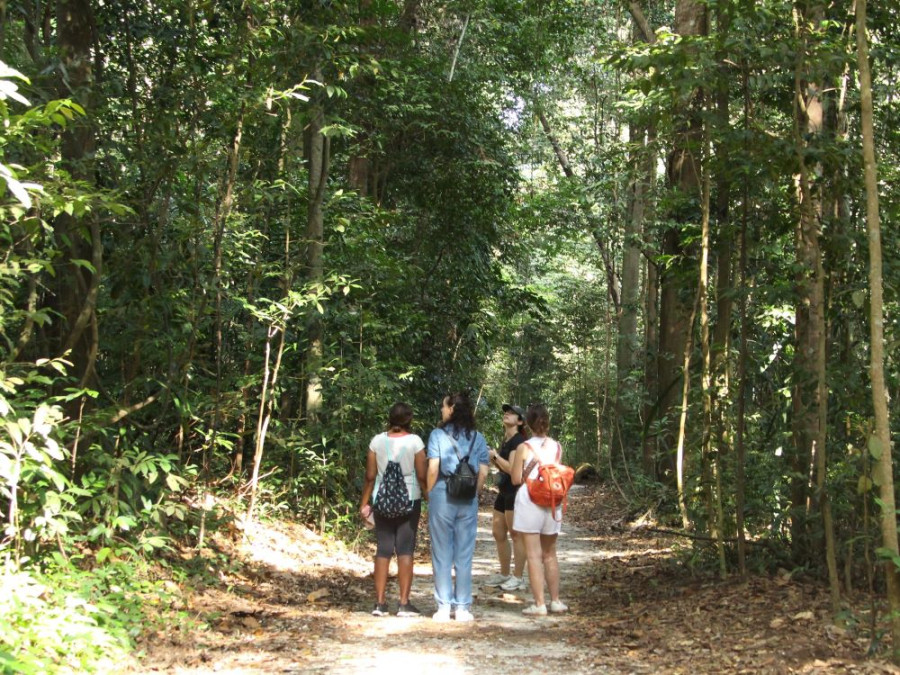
(491, 448, 512, 474)
(426, 457, 441, 493)
(511, 442, 528, 485)
(477, 463, 489, 496)
(415, 449, 428, 500)
(359, 450, 377, 516)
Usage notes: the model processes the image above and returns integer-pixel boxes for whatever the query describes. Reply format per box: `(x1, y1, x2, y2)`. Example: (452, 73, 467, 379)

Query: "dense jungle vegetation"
(1, 0, 900, 670)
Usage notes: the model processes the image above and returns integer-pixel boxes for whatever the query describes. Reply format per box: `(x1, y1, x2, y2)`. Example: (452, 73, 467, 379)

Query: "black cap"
(502, 403, 525, 419)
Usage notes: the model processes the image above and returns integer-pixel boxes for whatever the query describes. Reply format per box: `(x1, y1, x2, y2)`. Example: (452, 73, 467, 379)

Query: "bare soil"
(131, 484, 900, 674)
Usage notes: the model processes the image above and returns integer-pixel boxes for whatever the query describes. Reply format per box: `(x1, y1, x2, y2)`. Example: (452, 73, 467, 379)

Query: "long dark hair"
(440, 391, 477, 435)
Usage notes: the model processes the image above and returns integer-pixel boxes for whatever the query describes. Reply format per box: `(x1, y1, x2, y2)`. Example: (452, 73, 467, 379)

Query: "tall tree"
(304, 86, 328, 427)
(790, 3, 839, 611)
(54, 0, 99, 387)
(656, 0, 707, 481)
(856, 0, 900, 659)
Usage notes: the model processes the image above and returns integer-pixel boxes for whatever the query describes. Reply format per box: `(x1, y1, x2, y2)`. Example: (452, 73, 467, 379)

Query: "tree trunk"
(790, 4, 834, 589)
(54, 0, 99, 387)
(211, 105, 244, 476)
(856, 0, 900, 658)
(733, 63, 753, 579)
(304, 93, 328, 425)
(643, 245, 659, 476)
(657, 0, 706, 481)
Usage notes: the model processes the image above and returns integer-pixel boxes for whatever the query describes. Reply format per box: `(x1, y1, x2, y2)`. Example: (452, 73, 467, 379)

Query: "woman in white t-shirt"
(511, 403, 568, 616)
(360, 402, 427, 617)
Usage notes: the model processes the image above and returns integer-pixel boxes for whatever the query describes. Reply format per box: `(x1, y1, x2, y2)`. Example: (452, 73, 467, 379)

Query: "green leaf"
(857, 475, 873, 494)
(869, 435, 883, 460)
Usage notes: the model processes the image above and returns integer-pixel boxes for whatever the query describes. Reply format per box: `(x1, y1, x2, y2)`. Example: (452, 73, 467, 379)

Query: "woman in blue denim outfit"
(426, 391, 489, 622)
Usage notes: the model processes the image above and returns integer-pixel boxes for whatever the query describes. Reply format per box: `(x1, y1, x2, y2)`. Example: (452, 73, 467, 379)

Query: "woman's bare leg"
(523, 533, 545, 606)
(505, 509, 526, 578)
(540, 534, 560, 602)
(397, 554, 413, 604)
(374, 556, 390, 604)
(492, 509, 511, 576)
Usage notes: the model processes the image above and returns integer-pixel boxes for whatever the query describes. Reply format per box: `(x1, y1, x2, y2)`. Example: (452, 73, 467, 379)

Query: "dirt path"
(300, 483, 603, 674)
(135, 484, 900, 675)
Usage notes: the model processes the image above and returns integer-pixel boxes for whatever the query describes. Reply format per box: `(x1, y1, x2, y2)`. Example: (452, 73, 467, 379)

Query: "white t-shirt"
(370, 432, 425, 501)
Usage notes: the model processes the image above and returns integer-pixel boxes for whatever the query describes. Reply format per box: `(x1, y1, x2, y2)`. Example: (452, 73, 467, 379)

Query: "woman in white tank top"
(511, 404, 569, 616)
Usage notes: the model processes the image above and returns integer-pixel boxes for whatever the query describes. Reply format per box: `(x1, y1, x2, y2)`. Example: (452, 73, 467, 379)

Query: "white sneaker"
(549, 600, 568, 613)
(484, 574, 510, 587)
(522, 604, 547, 616)
(433, 608, 452, 622)
(500, 576, 524, 591)
(455, 608, 475, 622)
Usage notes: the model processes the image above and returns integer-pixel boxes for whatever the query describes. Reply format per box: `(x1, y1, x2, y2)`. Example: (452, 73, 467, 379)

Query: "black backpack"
(445, 430, 478, 500)
(373, 437, 414, 519)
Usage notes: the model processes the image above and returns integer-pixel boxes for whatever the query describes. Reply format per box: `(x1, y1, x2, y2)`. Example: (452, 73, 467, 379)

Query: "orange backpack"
(524, 440, 575, 519)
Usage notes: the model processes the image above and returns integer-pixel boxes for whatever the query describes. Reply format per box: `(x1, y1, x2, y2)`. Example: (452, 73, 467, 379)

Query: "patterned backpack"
(373, 437, 413, 519)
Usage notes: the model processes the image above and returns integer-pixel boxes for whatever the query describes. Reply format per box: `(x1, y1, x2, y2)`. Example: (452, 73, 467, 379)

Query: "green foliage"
(0, 0, 898, 632)
(0, 561, 136, 673)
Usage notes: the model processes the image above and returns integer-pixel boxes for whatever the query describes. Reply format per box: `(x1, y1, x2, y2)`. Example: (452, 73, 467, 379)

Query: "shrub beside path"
(134, 484, 900, 674)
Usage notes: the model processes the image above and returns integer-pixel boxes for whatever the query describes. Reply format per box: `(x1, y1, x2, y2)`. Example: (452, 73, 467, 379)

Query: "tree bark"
(54, 0, 100, 388)
(304, 92, 328, 426)
(616, 122, 647, 459)
(790, 1, 831, 576)
(856, 0, 900, 658)
(656, 0, 706, 481)
(618, 6, 656, 465)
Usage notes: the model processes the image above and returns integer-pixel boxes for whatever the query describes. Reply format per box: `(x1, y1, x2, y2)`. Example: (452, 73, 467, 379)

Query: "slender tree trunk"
(211, 105, 244, 476)
(675, 287, 700, 529)
(698, 125, 725, 575)
(734, 63, 752, 579)
(54, 0, 100, 388)
(709, 8, 734, 546)
(643, 251, 659, 476)
(246, 310, 291, 523)
(617, 119, 648, 460)
(305, 89, 329, 426)
(856, 0, 900, 658)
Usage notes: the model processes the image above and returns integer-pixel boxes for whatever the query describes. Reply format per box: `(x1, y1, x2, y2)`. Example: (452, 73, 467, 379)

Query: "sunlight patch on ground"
(316, 647, 467, 673)
(594, 547, 674, 559)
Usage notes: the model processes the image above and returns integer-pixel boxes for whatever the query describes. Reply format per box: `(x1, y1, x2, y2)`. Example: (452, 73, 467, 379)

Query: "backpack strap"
(443, 428, 477, 475)
(522, 438, 547, 480)
(444, 428, 462, 460)
(442, 428, 462, 477)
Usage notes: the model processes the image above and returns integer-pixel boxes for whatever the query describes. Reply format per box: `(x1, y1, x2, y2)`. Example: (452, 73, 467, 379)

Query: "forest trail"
(135, 485, 899, 675)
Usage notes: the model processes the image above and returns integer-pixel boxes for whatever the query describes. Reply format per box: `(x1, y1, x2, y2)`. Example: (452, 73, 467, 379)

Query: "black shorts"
(374, 500, 422, 558)
(493, 490, 517, 513)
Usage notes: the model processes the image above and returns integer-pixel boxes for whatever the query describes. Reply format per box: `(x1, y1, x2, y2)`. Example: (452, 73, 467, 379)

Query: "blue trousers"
(428, 483, 479, 611)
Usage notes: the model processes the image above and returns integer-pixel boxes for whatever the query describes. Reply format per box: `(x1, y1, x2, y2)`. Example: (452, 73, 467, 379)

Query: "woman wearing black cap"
(484, 403, 528, 591)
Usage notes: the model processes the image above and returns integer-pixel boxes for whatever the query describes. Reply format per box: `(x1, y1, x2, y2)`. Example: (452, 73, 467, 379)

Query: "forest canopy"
(1, 0, 900, 669)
